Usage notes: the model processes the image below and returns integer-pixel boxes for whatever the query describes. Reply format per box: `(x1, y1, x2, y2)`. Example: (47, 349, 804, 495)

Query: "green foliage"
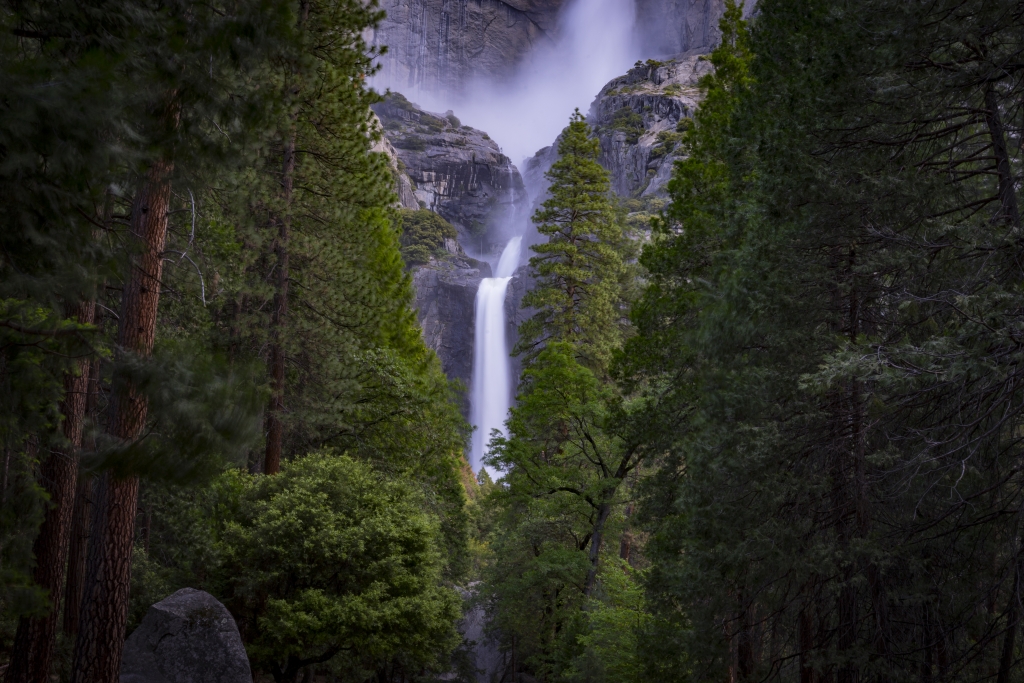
(0, 0, 470, 676)
(518, 110, 636, 372)
(629, 1, 1024, 682)
(609, 107, 646, 144)
(398, 210, 458, 266)
(128, 454, 463, 682)
(570, 562, 649, 683)
(484, 113, 645, 682)
(219, 454, 461, 681)
(397, 136, 427, 151)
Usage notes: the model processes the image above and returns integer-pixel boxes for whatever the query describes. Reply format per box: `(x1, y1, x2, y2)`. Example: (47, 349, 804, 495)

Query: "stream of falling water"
(470, 235, 523, 473)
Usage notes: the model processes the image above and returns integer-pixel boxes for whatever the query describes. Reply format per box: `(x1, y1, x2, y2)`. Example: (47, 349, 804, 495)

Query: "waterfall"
(470, 235, 522, 473)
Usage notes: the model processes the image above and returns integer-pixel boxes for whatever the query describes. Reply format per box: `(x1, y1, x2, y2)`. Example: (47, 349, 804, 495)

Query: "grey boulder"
(120, 587, 251, 683)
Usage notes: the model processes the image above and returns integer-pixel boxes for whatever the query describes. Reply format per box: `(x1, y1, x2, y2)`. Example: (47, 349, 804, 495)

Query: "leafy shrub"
(445, 110, 461, 128)
(656, 130, 684, 149)
(385, 92, 417, 112)
(610, 107, 645, 144)
(396, 136, 427, 152)
(398, 209, 457, 265)
(219, 454, 462, 681)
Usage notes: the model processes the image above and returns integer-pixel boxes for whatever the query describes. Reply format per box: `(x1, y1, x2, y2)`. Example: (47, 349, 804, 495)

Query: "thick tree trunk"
(5, 301, 95, 683)
(63, 475, 93, 636)
(63, 354, 100, 637)
(263, 1, 308, 474)
(984, 86, 1020, 229)
(71, 156, 174, 683)
(264, 134, 296, 476)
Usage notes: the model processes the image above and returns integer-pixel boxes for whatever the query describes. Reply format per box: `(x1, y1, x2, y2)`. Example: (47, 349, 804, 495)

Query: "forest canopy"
(2, 0, 1024, 683)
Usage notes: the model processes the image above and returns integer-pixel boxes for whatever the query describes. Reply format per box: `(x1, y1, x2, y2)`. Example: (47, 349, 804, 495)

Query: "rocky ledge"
(373, 93, 527, 253)
(524, 54, 711, 204)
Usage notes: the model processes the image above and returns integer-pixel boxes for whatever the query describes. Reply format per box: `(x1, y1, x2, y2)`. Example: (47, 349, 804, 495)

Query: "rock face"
(524, 55, 710, 205)
(375, 93, 531, 396)
(369, 0, 749, 97)
(373, 94, 528, 252)
(636, 0, 757, 58)
(412, 259, 488, 413)
(120, 588, 250, 683)
(370, 0, 567, 96)
(592, 55, 710, 198)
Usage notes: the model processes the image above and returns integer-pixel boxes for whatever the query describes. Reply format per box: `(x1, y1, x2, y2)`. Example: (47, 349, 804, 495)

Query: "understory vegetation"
(2, 0, 1024, 682)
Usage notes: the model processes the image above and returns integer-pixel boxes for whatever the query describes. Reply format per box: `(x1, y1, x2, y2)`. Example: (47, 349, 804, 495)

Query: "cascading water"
(470, 235, 522, 473)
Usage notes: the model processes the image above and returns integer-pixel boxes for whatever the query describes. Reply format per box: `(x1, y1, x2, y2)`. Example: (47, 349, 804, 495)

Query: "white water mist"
(406, 0, 639, 165)
(470, 235, 523, 473)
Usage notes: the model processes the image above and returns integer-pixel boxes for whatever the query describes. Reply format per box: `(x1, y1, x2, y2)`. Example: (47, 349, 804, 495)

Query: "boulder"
(120, 588, 250, 683)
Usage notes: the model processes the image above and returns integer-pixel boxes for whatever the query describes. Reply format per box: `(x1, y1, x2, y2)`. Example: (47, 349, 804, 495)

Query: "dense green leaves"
(220, 454, 461, 682)
(631, 2, 1024, 683)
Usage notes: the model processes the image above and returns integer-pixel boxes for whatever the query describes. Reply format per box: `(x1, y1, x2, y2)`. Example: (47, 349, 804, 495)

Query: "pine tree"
(516, 109, 633, 373)
(632, 2, 1024, 682)
(484, 111, 643, 679)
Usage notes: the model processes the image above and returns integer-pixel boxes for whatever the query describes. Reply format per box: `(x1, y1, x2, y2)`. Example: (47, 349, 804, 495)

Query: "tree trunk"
(6, 301, 95, 683)
(264, 134, 296, 476)
(996, 550, 1022, 683)
(63, 474, 93, 636)
(263, 0, 308, 474)
(63, 354, 100, 637)
(583, 499, 614, 597)
(799, 606, 814, 683)
(983, 85, 1020, 229)
(71, 156, 174, 683)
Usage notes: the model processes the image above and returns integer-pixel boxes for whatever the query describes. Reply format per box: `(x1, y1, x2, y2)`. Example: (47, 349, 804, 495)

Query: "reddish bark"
(5, 301, 95, 683)
(71, 156, 174, 683)
(264, 134, 296, 476)
(63, 355, 100, 637)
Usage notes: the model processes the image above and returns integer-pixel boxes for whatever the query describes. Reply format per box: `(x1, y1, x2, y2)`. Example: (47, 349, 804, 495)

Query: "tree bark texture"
(983, 85, 1020, 230)
(5, 301, 95, 683)
(71, 157, 174, 683)
(799, 607, 814, 683)
(264, 134, 296, 475)
(996, 550, 1022, 683)
(64, 355, 100, 637)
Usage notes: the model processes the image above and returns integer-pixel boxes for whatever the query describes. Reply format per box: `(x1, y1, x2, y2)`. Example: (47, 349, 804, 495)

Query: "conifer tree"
(485, 111, 643, 679)
(516, 109, 633, 372)
(632, 2, 1024, 682)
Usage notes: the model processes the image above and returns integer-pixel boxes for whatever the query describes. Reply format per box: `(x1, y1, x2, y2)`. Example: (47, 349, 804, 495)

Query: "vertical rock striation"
(635, 0, 756, 58)
(370, 0, 568, 96)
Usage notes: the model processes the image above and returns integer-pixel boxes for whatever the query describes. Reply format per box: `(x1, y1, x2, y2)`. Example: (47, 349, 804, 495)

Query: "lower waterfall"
(470, 235, 523, 474)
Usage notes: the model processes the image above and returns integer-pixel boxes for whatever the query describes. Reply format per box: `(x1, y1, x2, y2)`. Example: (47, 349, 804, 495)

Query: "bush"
(218, 454, 462, 681)
(610, 107, 645, 144)
(398, 209, 457, 265)
(396, 136, 427, 152)
(444, 110, 461, 128)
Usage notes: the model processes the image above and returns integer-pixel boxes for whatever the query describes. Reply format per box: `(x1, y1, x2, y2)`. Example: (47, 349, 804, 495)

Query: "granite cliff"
(524, 54, 710, 206)
(370, 0, 748, 95)
(373, 93, 527, 251)
(370, 0, 569, 96)
(374, 94, 527, 408)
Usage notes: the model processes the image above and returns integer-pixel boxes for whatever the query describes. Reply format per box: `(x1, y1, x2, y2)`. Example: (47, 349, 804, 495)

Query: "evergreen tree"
(516, 109, 634, 372)
(632, 2, 1024, 683)
(484, 112, 644, 680)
